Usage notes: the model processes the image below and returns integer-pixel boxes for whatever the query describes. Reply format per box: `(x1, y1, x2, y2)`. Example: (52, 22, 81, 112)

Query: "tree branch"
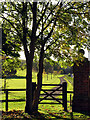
(29, 2, 33, 11)
(37, 2, 60, 39)
(3, 12, 22, 25)
(64, 2, 87, 13)
(36, 2, 49, 29)
(22, 2, 29, 59)
(37, 18, 54, 39)
(10, 2, 21, 13)
(31, 2, 37, 38)
(1, 16, 21, 37)
(45, 33, 64, 51)
(43, 19, 57, 45)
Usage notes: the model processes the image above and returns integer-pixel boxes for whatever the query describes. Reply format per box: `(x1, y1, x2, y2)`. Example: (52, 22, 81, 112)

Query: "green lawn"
(1, 69, 64, 111)
(1, 69, 90, 120)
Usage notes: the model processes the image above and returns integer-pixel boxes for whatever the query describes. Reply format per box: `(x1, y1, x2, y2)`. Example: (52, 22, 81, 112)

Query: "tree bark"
(25, 57, 33, 114)
(32, 45, 44, 111)
(25, 2, 37, 114)
(21, 2, 32, 114)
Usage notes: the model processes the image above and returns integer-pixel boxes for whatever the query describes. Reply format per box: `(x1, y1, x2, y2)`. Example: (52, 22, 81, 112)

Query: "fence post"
(63, 82, 67, 111)
(6, 90, 8, 111)
(70, 94, 72, 106)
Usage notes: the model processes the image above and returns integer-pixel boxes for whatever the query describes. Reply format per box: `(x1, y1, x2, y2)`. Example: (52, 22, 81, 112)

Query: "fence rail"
(0, 83, 74, 111)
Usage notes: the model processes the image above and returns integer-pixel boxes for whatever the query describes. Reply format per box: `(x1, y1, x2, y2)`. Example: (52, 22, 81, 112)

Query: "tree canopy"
(2, 20, 22, 78)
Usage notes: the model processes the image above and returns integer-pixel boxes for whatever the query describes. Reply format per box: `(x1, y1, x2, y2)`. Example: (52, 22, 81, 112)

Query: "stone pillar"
(88, 77, 90, 112)
(72, 58, 90, 113)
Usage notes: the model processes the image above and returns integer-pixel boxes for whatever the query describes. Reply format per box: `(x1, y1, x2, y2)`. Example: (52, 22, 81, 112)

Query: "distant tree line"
(32, 60, 73, 74)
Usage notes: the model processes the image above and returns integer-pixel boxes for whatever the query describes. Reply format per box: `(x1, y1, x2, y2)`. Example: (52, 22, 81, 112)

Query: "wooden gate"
(0, 82, 67, 111)
(39, 82, 67, 111)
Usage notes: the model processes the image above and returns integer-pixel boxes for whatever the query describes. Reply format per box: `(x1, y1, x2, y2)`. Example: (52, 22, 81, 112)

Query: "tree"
(2, 22, 21, 58)
(50, 2, 89, 67)
(2, 21, 21, 89)
(32, 1, 89, 111)
(1, 2, 37, 113)
(2, 57, 21, 89)
(1, 1, 89, 114)
(1, 2, 61, 113)
(44, 61, 54, 80)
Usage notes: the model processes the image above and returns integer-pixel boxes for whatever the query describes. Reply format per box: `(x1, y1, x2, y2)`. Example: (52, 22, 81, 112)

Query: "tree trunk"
(32, 45, 44, 111)
(21, 2, 33, 114)
(25, 58, 33, 114)
(21, 2, 37, 114)
(25, 34, 37, 114)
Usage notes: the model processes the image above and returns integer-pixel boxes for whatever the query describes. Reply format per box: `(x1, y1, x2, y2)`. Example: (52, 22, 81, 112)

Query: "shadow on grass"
(3, 76, 26, 79)
(43, 112, 73, 120)
(2, 110, 90, 120)
(77, 111, 90, 117)
(2, 110, 74, 120)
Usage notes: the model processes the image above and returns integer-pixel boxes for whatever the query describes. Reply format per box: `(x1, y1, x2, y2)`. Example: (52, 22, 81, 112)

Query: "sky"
(19, 48, 89, 60)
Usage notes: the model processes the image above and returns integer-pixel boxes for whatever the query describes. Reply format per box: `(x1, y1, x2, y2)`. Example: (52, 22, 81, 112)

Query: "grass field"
(0, 69, 90, 120)
(1, 69, 65, 111)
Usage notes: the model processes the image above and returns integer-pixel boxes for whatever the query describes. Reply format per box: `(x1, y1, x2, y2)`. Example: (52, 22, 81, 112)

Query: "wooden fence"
(0, 82, 73, 111)
(39, 82, 67, 111)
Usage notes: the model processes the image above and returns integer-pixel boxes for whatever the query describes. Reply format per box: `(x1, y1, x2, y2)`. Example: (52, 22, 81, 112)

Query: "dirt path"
(40, 76, 71, 104)
(50, 76, 67, 95)
(59, 76, 67, 84)
(41, 76, 67, 96)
